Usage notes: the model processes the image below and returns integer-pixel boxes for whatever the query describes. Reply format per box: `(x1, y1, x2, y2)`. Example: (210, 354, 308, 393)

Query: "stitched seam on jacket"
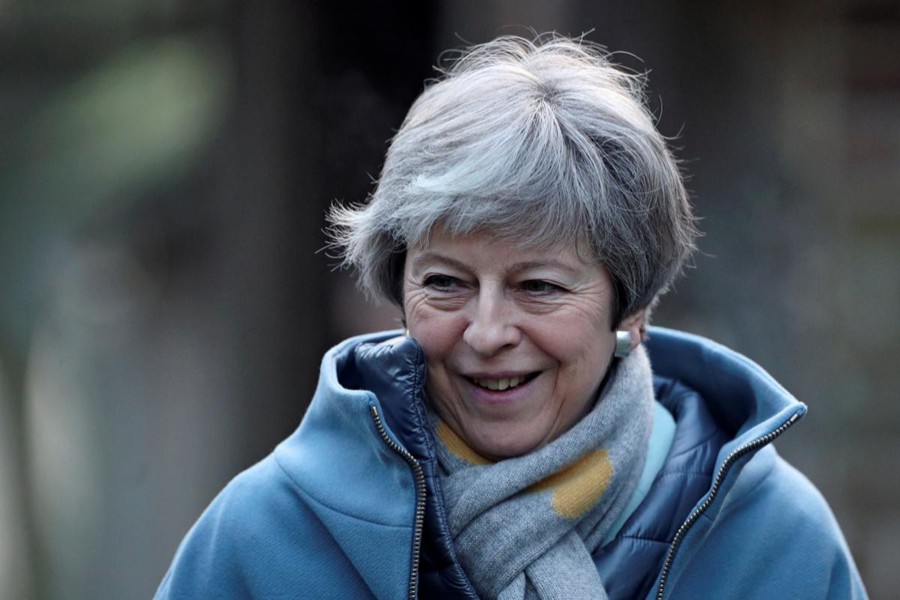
(617, 535, 673, 545)
(664, 428, 725, 461)
(654, 470, 715, 478)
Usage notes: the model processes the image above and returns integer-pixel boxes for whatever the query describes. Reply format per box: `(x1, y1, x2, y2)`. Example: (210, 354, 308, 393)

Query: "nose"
(462, 289, 521, 356)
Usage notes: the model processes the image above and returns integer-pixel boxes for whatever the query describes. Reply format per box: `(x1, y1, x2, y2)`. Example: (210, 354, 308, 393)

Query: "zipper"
(370, 405, 427, 600)
(655, 411, 801, 600)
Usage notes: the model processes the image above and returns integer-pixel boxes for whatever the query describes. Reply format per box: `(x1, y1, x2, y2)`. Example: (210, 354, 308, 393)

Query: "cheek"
(545, 318, 616, 379)
(406, 307, 464, 361)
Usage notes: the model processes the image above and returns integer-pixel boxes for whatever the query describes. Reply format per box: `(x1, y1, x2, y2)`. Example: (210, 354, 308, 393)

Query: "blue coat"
(155, 328, 867, 599)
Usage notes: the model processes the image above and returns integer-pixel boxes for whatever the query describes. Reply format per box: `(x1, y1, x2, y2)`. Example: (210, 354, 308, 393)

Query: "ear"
(619, 308, 647, 350)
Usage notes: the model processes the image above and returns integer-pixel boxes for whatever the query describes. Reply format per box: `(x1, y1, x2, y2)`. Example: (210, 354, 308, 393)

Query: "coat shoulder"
(154, 455, 373, 599)
(668, 447, 868, 599)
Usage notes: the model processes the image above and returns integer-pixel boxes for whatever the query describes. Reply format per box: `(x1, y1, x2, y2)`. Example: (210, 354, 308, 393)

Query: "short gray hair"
(329, 34, 698, 326)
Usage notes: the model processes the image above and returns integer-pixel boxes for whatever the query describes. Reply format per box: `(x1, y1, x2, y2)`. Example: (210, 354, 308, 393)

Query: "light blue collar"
(603, 401, 676, 545)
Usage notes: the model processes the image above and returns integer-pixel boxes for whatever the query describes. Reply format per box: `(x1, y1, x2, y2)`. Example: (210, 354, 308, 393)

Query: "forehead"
(407, 227, 597, 272)
(417, 223, 590, 251)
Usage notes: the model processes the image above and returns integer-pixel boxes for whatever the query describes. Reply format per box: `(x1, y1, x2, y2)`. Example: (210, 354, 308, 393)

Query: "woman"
(156, 35, 866, 599)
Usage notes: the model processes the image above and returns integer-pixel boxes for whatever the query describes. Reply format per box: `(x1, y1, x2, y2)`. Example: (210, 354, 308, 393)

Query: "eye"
(423, 274, 462, 291)
(520, 280, 564, 294)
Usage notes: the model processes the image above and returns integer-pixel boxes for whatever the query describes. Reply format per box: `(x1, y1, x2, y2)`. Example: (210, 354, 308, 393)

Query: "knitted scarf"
(431, 347, 655, 600)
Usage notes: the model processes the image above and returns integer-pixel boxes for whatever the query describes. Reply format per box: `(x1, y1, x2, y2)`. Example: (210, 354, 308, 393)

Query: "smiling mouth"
(470, 373, 539, 391)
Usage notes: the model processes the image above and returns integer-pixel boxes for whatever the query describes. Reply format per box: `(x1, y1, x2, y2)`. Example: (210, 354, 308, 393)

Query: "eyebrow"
(408, 252, 468, 272)
(510, 260, 582, 275)
(410, 253, 582, 276)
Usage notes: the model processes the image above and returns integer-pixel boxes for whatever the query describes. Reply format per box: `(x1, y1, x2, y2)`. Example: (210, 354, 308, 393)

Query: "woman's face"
(403, 227, 643, 460)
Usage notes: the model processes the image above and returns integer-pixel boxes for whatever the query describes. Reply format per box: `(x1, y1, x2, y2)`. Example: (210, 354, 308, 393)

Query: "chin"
(473, 428, 544, 461)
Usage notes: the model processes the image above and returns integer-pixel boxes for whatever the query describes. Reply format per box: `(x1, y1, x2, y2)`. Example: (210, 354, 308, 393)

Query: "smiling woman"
(404, 227, 634, 460)
(155, 34, 867, 600)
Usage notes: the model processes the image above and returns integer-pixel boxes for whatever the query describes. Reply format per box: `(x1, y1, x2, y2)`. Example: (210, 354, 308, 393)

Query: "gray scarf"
(431, 347, 655, 600)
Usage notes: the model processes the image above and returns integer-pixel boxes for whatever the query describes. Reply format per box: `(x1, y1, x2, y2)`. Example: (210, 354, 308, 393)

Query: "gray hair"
(329, 34, 698, 326)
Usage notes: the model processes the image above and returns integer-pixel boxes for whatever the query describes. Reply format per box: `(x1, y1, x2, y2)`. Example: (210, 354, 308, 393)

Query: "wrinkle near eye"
(406, 278, 469, 313)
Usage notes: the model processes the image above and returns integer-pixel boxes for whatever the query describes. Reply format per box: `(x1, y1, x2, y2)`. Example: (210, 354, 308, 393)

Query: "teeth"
(473, 376, 526, 391)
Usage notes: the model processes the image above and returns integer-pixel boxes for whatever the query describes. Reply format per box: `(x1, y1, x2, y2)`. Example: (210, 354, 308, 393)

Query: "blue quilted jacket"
(155, 328, 867, 599)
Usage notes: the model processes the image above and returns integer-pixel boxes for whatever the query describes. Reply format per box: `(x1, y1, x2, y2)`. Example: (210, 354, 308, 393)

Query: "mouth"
(469, 372, 540, 392)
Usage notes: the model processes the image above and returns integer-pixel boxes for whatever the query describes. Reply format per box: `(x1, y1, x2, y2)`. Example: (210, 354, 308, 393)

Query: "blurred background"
(1, 1, 897, 598)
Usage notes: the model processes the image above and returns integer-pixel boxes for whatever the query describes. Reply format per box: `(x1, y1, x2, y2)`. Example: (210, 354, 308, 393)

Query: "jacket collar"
(645, 327, 807, 467)
(609, 327, 807, 598)
(350, 334, 480, 598)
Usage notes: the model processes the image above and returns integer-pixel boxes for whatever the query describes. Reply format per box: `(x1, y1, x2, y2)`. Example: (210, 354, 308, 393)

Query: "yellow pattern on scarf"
(528, 449, 613, 519)
(436, 420, 492, 465)
(436, 420, 613, 519)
